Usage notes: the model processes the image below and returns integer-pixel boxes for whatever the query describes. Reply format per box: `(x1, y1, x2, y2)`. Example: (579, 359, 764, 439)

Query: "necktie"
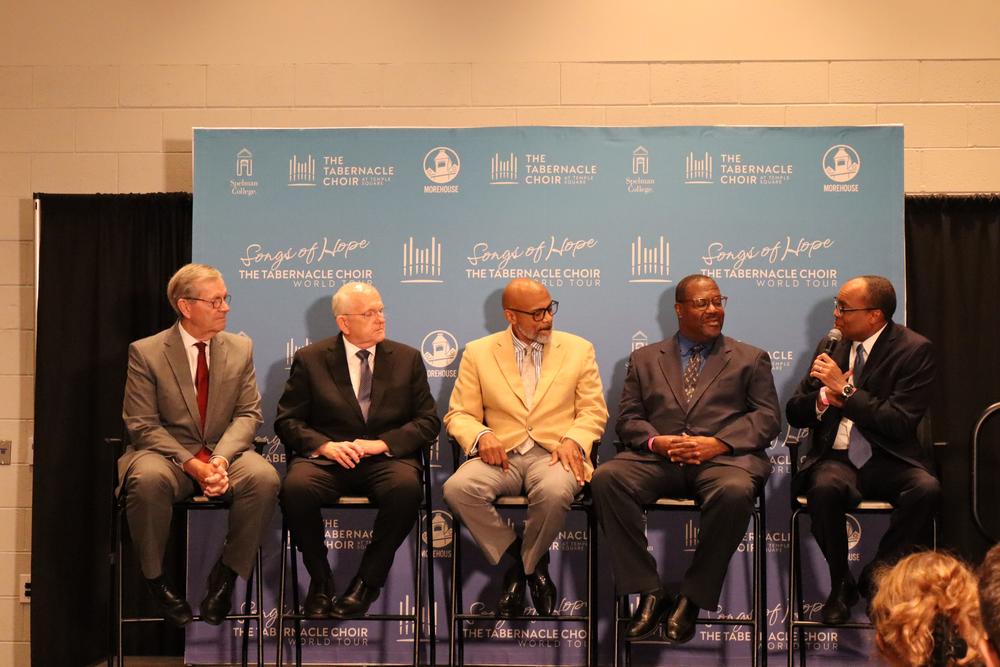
(356, 349, 372, 421)
(521, 349, 537, 409)
(683, 345, 704, 402)
(195, 341, 209, 432)
(848, 344, 872, 468)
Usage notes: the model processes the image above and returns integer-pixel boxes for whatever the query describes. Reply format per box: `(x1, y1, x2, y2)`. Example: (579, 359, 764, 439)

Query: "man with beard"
(444, 278, 608, 617)
(276, 282, 440, 619)
(786, 275, 938, 624)
(592, 274, 779, 644)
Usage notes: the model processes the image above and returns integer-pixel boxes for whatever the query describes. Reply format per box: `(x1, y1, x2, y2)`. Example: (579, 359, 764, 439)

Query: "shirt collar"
(677, 332, 717, 357)
(178, 322, 209, 348)
(855, 323, 887, 358)
(343, 335, 376, 360)
(510, 327, 544, 355)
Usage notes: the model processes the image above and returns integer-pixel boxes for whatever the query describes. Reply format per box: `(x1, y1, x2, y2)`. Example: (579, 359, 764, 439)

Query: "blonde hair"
(166, 263, 222, 315)
(872, 551, 986, 667)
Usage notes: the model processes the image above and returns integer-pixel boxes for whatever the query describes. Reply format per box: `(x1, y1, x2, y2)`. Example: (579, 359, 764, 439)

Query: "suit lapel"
(532, 337, 566, 407)
(326, 334, 365, 422)
(163, 323, 203, 435)
(205, 334, 229, 434)
(369, 340, 394, 418)
(855, 321, 896, 388)
(492, 331, 528, 409)
(656, 337, 687, 409)
(687, 336, 732, 411)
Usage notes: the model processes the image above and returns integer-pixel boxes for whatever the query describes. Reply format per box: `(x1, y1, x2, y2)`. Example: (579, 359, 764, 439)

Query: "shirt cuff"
(470, 429, 493, 456)
(816, 388, 830, 416)
(209, 455, 229, 468)
(648, 436, 656, 451)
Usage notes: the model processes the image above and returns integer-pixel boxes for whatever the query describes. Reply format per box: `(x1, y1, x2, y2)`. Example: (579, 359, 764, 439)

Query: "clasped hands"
(809, 352, 853, 409)
(477, 432, 586, 486)
(183, 457, 230, 496)
(650, 434, 728, 466)
(317, 439, 389, 469)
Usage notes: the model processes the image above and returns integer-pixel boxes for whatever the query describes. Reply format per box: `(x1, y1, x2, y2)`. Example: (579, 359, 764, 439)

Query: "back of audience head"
(978, 544, 1000, 667)
(871, 551, 986, 667)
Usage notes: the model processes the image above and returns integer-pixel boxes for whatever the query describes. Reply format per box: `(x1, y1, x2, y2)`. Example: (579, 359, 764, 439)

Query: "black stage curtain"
(32, 193, 191, 667)
(906, 195, 1000, 562)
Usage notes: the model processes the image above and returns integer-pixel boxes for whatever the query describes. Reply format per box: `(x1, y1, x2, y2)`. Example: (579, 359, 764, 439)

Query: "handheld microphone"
(807, 328, 843, 390)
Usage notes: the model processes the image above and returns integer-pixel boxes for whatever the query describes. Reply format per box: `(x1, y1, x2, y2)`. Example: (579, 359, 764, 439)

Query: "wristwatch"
(840, 383, 856, 399)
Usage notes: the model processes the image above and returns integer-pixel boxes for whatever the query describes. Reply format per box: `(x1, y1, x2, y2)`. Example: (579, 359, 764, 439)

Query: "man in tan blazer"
(121, 264, 279, 627)
(444, 278, 607, 617)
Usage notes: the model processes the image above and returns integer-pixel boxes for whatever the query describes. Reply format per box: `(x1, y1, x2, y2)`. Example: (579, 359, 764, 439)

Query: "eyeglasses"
(342, 307, 385, 321)
(182, 294, 231, 310)
(681, 296, 728, 310)
(833, 299, 877, 316)
(507, 300, 559, 321)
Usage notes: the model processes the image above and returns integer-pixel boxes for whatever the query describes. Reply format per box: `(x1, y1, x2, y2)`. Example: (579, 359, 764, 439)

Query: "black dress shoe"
(625, 588, 671, 641)
(145, 576, 194, 627)
(303, 575, 336, 619)
(664, 594, 699, 644)
(821, 576, 859, 625)
(496, 563, 527, 618)
(201, 559, 238, 625)
(330, 576, 380, 619)
(527, 564, 557, 616)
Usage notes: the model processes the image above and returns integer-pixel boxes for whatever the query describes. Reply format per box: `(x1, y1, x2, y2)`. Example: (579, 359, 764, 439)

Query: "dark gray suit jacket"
(121, 322, 263, 477)
(615, 333, 780, 480)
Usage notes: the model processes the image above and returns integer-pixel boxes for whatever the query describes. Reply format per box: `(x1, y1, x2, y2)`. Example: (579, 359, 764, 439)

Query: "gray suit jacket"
(615, 333, 780, 479)
(121, 322, 263, 477)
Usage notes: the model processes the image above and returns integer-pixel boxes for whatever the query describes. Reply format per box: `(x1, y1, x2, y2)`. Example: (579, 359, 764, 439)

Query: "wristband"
(819, 387, 830, 407)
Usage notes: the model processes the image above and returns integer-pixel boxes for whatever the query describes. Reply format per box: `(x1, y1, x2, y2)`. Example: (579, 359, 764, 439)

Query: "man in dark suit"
(786, 275, 938, 624)
(275, 282, 440, 619)
(592, 274, 780, 644)
(122, 263, 280, 627)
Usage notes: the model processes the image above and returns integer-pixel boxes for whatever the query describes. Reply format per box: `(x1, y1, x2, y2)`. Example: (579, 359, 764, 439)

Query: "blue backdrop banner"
(190, 125, 903, 666)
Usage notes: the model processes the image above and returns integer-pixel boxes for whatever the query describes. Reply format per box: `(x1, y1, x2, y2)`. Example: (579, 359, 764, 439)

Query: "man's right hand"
(317, 440, 366, 469)
(182, 458, 229, 496)
(477, 432, 510, 471)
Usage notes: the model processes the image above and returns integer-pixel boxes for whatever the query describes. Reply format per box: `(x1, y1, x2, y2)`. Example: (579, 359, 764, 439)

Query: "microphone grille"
(828, 328, 843, 342)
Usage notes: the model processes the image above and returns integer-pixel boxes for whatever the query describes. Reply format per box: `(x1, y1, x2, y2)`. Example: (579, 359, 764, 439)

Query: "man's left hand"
(665, 434, 729, 466)
(202, 459, 230, 496)
(550, 438, 586, 486)
(353, 439, 390, 457)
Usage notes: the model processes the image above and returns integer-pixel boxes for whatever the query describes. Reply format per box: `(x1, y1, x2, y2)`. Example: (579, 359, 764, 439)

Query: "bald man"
(444, 279, 608, 617)
(275, 282, 441, 619)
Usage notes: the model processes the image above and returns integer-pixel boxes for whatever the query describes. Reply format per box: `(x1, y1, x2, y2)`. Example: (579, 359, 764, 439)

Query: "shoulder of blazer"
(719, 335, 766, 360)
(549, 330, 594, 350)
(379, 337, 420, 358)
(129, 322, 180, 353)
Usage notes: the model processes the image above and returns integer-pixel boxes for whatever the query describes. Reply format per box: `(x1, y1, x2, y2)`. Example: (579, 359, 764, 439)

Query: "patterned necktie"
(683, 344, 704, 402)
(195, 341, 209, 431)
(848, 344, 872, 468)
(356, 349, 372, 421)
(521, 348, 537, 409)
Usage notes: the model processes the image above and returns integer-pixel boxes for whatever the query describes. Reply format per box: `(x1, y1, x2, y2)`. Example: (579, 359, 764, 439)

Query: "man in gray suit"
(592, 274, 780, 644)
(121, 263, 280, 626)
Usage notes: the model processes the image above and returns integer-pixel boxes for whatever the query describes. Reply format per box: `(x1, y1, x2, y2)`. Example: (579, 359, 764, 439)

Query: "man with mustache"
(786, 275, 938, 624)
(592, 274, 780, 644)
(444, 278, 608, 617)
(276, 282, 440, 619)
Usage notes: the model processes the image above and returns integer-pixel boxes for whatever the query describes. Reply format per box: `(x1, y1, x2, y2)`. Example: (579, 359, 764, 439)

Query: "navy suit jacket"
(615, 333, 780, 480)
(274, 334, 441, 469)
(786, 320, 935, 483)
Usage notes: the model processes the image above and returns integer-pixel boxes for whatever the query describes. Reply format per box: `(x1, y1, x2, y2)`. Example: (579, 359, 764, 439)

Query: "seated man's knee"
(125, 461, 174, 502)
(710, 476, 755, 510)
(390, 473, 423, 507)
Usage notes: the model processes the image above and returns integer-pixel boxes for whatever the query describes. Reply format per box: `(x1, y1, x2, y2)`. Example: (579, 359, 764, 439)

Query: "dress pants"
(443, 445, 579, 575)
(280, 455, 423, 587)
(122, 450, 280, 579)
(798, 449, 940, 584)
(592, 454, 764, 609)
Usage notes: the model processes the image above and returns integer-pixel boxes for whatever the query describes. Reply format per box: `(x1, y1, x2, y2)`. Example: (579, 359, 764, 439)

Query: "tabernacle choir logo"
(822, 144, 861, 192)
(288, 154, 317, 187)
(423, 147, 460, 193)
(628, 235, 671, 284)
(231, 148, 258, 197)
(490, 152, 519, 185)
(421, 330, 458, 377)
(401, 236, 444, 284)
(626, 146, 655, 194)
(684, 151, 713, 184)
(285, 336, 311, 369)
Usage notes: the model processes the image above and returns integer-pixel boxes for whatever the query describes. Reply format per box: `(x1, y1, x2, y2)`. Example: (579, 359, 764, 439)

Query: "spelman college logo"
(231, 148, 258, 197)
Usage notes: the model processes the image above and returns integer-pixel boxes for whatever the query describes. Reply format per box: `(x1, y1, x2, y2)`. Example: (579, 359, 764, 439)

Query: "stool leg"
(425, 503, 437, 667)
(414, 520, 422, 667)
(241, 563, 251, 667)
(255, 547, 264, 667)
(449, 516, 460, 667)
(276, 524, 288, 667)
(587, 507, 597, 667)
(116, 511, 125, 667)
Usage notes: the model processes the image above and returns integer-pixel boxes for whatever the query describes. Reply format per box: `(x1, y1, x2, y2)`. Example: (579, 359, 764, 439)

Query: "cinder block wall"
(2, 2, 999, 661)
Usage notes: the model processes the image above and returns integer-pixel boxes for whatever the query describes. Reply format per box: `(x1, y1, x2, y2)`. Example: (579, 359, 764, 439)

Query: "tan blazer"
(444, 328, 608, 480)
(120, 322, 262, 477)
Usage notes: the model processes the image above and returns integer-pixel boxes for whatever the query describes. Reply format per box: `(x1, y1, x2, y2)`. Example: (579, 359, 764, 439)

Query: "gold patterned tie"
(683, 345, 704, 402)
